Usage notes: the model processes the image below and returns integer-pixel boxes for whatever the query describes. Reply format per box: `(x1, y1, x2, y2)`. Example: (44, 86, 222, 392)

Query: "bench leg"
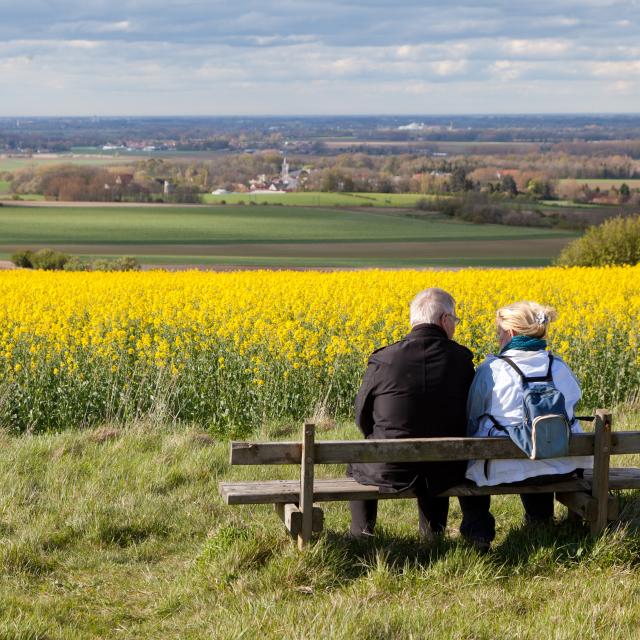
(298, 422, 316, 549)
(557, 492, 618, 524)
(275, 503, 324, 539)
(590, 410, 612, 535)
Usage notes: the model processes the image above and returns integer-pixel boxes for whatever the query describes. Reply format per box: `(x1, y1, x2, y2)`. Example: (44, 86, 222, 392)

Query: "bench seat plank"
(584, 467, 640, 489)
(219, 477, 591, 505)
(219, 468, 640, 506)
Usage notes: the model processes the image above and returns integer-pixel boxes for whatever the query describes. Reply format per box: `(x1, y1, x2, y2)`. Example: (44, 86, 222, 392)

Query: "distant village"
(212, 157, 311, 195)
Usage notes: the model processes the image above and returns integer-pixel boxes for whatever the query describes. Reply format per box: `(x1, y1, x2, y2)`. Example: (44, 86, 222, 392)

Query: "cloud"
(1, 0, 640, 114)
(431, 59, 469, 77)
(66, 40, 102, 49)
(502, 39, 571, 57)
(590, 60, 640, 77)
(488, 60, 535, 81)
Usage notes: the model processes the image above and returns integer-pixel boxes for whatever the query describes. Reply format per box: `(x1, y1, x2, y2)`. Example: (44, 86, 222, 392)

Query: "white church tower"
(281, 157, 290, 181)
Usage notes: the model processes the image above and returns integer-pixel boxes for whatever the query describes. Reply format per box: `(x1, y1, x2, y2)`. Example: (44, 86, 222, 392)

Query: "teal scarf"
(500, 335, 547, 354)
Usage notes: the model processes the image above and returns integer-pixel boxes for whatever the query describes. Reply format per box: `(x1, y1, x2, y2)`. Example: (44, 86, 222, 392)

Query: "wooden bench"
(219, 410, 640, 549)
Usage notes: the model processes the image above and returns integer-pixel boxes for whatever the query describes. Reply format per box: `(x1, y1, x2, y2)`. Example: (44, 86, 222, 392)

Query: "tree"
(619, 182, 631, 202)
(526, 178, 554, 200)
(500, 174, 518, 197)
(556, 215, 640, 266)
(449, 167, 473, 192)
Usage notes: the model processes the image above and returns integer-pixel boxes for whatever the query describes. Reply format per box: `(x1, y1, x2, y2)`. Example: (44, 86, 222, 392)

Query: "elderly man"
(349, 287, 492, 544)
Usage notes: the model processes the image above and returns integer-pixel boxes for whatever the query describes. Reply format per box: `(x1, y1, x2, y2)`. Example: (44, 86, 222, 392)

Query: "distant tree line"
(7, 164, 201, 203)
(4, 150, 640, 207)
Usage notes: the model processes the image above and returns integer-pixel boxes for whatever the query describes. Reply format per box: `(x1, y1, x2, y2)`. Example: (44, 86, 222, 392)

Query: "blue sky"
(2, 0, 640, 115)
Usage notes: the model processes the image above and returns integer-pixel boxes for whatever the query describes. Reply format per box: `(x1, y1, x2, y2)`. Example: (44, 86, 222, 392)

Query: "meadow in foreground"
(1, 411, 640, 639)
(0, 266, 638, 433)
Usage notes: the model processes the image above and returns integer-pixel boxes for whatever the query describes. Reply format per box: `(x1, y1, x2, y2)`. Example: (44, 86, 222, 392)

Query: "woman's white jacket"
(466, 348, 592, 486)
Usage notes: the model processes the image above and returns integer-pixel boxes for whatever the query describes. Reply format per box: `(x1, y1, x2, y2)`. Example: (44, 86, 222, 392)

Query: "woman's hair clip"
(535, 312, 548, 325)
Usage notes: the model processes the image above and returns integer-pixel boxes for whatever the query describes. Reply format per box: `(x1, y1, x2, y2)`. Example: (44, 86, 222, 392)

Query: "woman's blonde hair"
(496, 301, 557, 339)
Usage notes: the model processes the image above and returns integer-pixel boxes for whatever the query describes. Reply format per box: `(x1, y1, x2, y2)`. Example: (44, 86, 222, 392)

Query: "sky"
(2, 0, 640, 116)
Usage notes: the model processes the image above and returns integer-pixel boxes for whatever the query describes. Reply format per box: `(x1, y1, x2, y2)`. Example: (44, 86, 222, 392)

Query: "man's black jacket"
(349, 323, 475, 495)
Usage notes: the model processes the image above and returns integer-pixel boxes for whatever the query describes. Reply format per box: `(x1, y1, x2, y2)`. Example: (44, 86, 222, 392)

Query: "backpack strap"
(498, 353, 554, 384)
(478, 413, 508, 434)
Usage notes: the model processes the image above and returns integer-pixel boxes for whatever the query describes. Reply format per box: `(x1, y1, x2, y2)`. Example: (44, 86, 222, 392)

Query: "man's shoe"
(461, 536, 491, 554)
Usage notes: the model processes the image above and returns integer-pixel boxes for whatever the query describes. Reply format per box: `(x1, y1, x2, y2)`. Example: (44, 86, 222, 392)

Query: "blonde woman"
(462, 301, 592, 550)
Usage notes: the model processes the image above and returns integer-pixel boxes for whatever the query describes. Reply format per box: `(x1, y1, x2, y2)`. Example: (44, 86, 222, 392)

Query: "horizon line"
(3, 112, 640, 119)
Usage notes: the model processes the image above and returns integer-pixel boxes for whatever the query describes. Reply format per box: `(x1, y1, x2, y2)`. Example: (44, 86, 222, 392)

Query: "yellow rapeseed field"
(0, 267, 638, 432)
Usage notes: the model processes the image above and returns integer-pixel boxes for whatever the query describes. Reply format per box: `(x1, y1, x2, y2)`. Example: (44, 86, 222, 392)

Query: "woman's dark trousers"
(458, 472, 578, 543)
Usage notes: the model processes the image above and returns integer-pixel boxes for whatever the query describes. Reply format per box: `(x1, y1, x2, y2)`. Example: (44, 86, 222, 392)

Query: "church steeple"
(281, 156, 290, 180)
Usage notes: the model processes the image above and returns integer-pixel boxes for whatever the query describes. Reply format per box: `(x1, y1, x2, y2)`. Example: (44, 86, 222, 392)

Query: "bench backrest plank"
(230, 431, 640, 466)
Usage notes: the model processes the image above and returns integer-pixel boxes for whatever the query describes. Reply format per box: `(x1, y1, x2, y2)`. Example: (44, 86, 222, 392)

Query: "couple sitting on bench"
(348, 288, 592, 552)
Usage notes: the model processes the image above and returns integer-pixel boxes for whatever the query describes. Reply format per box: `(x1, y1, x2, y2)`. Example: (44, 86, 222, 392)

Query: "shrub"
(431, 196, 461, 217)
(90, 259, 112, 272)
(111, 256, 141, 272)
(63, 257, 91, 272)
(556, 215, 640, 267)
(91, 256, 140, 272)
(30, 249, 70, 271)
(11, 250, 34, 268)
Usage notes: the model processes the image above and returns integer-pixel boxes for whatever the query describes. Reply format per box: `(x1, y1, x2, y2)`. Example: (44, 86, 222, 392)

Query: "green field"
(0, 203, 576, 267)
(540, 200, 608, 209)
(203, 192, 434, 207)
(558, 178, 640, 189)
(0, 205, 573, 245)
(2, 411, 640, 638)
(0, 155, 133, 173)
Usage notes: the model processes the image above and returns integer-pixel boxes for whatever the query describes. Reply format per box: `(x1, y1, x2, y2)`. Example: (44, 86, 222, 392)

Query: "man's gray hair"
(409, 288, 456, 327)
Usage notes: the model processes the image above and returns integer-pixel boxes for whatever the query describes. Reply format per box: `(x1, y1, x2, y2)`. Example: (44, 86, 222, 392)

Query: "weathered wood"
(298, 423, 315, 550)
(230, 433, 598, 466)
(591, 410, 612, 534)
(557, 492, 618, 522)
(274, 503, 324, 538)
(219, 467, 640, 506)
(557, 491, 597, 520)
(220, 476, 592, 505)
(583, 467, 640, 489)
(230, 441, 301, 465)
(609, 432, 640, 454)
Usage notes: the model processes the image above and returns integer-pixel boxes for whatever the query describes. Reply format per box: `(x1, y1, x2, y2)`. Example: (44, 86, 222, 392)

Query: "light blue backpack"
(482, 353, 572, 460)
